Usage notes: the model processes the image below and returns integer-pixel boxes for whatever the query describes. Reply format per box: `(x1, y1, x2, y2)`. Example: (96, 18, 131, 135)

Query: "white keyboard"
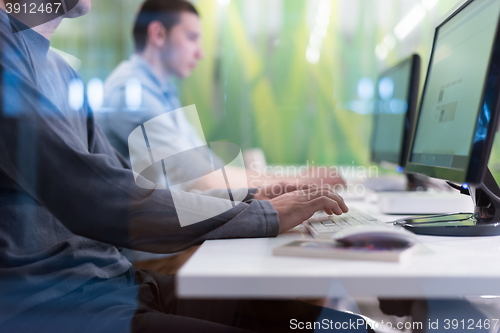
(304, 208, 388, 239)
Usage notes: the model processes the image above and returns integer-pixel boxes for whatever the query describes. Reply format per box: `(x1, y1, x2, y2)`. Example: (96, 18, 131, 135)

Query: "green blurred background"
(51, 0, 467, 167)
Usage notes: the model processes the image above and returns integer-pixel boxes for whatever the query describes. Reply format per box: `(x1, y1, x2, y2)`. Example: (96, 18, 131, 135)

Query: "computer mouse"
(332, 225, 417, 249)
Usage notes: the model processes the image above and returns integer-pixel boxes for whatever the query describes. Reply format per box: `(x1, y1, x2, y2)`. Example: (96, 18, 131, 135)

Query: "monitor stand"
(394, 169, 500, 236)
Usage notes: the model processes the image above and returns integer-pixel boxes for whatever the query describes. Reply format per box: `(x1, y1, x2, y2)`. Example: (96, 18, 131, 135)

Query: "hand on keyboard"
(304, 208, 387, 239)
(269, 186, 349, 233)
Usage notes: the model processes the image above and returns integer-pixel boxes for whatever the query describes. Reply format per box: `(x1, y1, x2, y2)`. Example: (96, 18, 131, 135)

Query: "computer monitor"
(401, 0, 500, 236)
(370, 54, 424, 190)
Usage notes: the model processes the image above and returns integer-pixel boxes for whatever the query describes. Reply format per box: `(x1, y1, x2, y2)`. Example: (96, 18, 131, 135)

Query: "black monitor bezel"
(405, 0, 500, 184)
(370, 54, 421, 167)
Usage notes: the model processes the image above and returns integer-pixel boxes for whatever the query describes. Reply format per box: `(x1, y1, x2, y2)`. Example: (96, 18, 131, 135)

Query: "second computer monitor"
(371, 54, 421, 169)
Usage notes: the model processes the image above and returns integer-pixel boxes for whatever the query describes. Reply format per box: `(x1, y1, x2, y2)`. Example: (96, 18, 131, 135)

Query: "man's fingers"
(299, 187, 348, 213)
(310, 196, 344, 215)
(323, 208, 335, 215)
(334, 194, 348, 213)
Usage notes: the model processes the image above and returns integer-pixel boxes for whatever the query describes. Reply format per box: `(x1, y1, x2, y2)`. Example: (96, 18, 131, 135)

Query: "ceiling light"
(375, 44, 388, 60)
(422, 0, 439, 10)
(394, 5, 426, 40)
(383, 35, 396, 50)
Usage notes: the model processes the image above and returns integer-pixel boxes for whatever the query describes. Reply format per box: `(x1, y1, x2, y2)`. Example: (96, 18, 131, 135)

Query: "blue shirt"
(0, 10, 279, 327)
(98, 54, 206, 161)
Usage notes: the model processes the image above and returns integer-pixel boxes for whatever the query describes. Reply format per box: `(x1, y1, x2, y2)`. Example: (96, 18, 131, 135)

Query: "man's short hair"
(133, 0, 199, 53)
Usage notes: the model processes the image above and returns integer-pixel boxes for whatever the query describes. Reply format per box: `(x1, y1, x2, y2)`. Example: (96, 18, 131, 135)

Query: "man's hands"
(268, 186, 348, 233)
(252, 183, 349, 233)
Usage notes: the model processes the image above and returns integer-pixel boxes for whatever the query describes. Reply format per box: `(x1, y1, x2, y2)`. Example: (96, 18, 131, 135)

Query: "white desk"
(177, 201, 500, 299)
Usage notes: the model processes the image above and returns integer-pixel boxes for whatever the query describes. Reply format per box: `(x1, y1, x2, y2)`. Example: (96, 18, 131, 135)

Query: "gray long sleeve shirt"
(0, 10, 279, 323)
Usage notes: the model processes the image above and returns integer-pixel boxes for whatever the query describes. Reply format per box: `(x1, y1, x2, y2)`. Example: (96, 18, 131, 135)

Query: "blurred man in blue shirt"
(98, 0, 345, 193)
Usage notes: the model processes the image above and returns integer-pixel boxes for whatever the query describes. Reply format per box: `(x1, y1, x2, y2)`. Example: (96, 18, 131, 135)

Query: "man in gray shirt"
(0, 1, 371, 332)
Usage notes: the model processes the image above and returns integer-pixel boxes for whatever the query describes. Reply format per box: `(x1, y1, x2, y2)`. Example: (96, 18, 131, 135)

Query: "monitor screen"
(371, 55, 420, 167)
(407, 0, 500, 183)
